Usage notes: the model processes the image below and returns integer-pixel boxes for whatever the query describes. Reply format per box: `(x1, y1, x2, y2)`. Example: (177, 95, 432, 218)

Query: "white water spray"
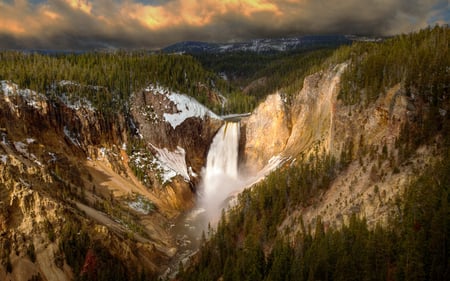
(198, 121, 285, 221)
(200, 122, 242, 219)
(205, 122, 240, 179)
(166, 121, 284, 278)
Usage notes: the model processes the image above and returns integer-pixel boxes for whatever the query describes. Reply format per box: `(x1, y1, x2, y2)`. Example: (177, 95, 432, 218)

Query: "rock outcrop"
(241, 93, 290, 172)
(130, 85, 222, 184)
(284, 63, 348, 157)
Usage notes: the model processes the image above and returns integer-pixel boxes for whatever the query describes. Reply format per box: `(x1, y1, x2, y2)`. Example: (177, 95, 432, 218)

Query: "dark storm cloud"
(0, 0, 447, 50)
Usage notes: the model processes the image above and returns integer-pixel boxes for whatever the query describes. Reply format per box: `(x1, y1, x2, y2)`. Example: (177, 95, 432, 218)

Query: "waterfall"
(200, 122, 241, 219)
(205, 122, 239, 179)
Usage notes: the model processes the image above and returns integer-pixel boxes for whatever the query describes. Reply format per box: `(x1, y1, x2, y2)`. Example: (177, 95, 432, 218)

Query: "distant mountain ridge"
(162, 35, 381, 54)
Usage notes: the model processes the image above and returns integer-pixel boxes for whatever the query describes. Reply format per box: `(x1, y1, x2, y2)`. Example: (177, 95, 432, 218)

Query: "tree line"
(0, 51, 231, 114)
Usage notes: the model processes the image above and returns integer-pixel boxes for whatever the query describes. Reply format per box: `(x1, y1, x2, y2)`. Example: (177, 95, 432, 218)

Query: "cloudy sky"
(0, 0, 448, 50)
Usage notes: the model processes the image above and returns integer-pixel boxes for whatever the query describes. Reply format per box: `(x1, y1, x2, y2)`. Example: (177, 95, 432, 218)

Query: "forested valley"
(0, 25, 448, 281)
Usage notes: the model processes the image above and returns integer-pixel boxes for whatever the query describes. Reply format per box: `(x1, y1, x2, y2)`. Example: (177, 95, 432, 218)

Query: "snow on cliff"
(1, 80, 47, 110)
(151, 144, 190, 182)
(146, 84, 219, 129)
(1, 80, 96, 112)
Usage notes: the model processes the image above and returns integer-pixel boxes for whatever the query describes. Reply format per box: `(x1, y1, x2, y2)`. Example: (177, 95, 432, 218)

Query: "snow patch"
(14, 141, 28, 155)
(63, 126, 81, 146)
(151, 144, 190, 183)
(98, 147, 107, 159)
(13, 140, 42, 166)
(128, 195, 155, 215)
(219, 72, 228, 81)
(189, 167, 197, 178)
(48, 152, 57, 163)
(32, 155, 42, 166)
(58, 80, 103, 91)
(1, 80, 46, 110)
(140, 104, 159, 122)
(56, 81, 98, 111)
(146, 84, 219, 129)
(59, 93, 95, 111)
(1, 81, 15, 96)
(0, 155, 7, 165)
(58, 80, 80, 87)
(128, 150, 156, 185)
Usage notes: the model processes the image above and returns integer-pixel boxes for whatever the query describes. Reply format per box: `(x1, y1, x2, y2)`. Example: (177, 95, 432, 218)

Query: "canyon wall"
(241, 63, 429, 232)
(0, 81, 222, 279)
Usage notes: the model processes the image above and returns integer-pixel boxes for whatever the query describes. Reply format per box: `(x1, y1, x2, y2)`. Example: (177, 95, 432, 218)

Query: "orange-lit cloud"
(0, 19, 26, 34)
(66, 0, 92, 14)
(126, 0, 281, 30)
(0, 0, 447, 50)
(43, 10, 61, 20)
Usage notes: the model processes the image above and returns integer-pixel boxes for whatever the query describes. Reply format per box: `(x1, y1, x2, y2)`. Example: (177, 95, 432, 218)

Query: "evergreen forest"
(0, 51, 230, 114)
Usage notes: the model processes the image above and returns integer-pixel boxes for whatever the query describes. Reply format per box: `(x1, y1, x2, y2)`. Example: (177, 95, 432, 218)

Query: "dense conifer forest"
(0, 51, 231, 114)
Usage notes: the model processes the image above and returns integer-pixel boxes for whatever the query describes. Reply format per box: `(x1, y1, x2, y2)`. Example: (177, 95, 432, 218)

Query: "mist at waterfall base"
(198, 122, 242, 220)
(166, 122, 283, 277)
(195, 121, 284, 223)
(166, 123, 242, 277)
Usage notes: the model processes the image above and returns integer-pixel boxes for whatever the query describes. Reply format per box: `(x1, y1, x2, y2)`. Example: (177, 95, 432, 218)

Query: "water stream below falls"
(165, 121, 282, 278)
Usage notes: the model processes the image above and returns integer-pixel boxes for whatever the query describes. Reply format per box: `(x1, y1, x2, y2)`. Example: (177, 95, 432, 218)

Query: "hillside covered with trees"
(0, 51, 231, 114)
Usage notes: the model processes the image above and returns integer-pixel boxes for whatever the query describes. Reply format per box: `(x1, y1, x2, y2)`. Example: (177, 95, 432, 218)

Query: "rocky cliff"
(0, 80, 222, 280)
(129, 84, 222, 210)
(242, 63, 348, 170)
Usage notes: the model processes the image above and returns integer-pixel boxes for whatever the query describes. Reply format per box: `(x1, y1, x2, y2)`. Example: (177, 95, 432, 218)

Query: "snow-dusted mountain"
(163, 35, 356, 54)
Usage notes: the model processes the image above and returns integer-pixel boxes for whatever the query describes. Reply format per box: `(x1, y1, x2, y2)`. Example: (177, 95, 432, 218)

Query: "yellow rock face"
(242, 93, 290, 172)
(242, 63, 348, 171)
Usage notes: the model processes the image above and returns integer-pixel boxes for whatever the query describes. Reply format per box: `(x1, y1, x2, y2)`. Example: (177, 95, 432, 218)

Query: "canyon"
(0, 60, 439, 280)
